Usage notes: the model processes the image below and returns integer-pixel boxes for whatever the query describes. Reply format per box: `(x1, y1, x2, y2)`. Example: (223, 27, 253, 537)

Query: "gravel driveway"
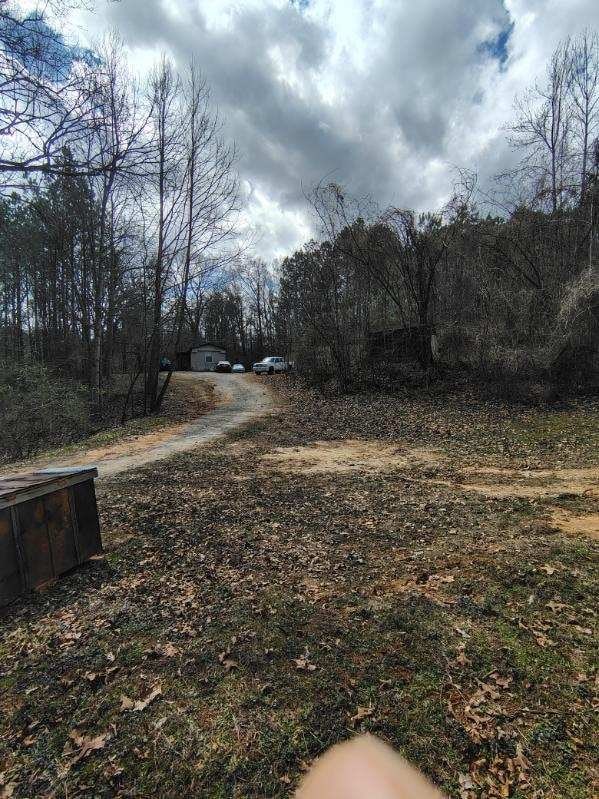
(34, 373, 275, 480)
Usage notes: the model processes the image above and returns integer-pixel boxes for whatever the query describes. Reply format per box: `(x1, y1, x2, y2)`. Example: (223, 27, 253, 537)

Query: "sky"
(58, 0, 599, 258)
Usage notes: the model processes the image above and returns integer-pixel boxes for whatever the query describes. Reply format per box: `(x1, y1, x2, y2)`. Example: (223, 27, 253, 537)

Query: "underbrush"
(295, 360, 599, 408)
(0, 360, 90, 460)
(0, 363, 215, 464)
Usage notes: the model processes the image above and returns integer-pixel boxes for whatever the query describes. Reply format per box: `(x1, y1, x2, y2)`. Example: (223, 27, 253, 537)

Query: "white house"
(190, 343, 227, 372)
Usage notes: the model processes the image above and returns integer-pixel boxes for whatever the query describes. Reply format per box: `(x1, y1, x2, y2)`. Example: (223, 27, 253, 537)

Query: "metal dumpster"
(0, 467, 102, 607)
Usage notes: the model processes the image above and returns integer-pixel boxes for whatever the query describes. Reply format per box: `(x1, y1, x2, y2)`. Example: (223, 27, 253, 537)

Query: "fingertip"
(296, 734, 446, 799)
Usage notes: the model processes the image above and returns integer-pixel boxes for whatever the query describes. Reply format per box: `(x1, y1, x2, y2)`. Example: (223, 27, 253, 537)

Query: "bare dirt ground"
(0, 380, 597, 798)
(261, 439, 599, 540)
(3, 372, 274, 480)
(260, 439, 443, 475)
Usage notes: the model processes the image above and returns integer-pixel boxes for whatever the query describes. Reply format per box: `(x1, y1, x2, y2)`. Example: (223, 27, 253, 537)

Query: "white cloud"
(239, 181, 314, 258)
(56, 0, 599, 257)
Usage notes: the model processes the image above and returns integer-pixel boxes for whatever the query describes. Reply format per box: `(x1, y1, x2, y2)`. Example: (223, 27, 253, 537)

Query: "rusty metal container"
(0, 467, 102, 607)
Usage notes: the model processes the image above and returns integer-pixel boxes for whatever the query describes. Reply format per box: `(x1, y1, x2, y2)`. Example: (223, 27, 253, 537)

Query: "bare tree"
(569, 30, 599, 203)
(172, 61, 239, 352)
(310, 183, 453, 367)
(143, 58, 186, 411)
(84, 34, 151, 404)
(279, 241, 361, 388)
(509, 40, 572, 212)
(0, 0, 115, 180)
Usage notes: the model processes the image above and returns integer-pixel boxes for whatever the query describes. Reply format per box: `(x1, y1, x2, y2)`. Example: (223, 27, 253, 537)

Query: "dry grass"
(0, 380, 597, 798)
(260, 440, 443, 475)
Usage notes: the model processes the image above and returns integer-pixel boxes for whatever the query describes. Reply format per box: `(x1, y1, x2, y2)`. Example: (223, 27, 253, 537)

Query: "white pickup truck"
(252, 356, 289, 375)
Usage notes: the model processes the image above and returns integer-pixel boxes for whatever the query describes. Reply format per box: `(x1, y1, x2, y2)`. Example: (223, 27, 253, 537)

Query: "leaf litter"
(0, 380, 596, 797)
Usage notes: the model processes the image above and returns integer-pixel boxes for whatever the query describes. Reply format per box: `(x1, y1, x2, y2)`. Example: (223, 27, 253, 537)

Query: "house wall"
(190, 349, 225, 371)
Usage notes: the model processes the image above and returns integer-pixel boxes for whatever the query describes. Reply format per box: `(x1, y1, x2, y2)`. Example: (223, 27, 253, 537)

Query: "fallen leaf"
(534, 633, 555, 648)
(80, 733, 110, 755)
(218, 651, 239, 672)
(350, 705, 374, 725)
(458, 772, 476, 798)
(490, 673, 513, 689)
(148, 642, 181, 659)
(65, 729, 111, 767)
(104, 763, 124, 781)
(120, 685, 162, 712)
(120, 695, 135, 711)
(293, 656, 316, 672)
(546, 600, 567, 613)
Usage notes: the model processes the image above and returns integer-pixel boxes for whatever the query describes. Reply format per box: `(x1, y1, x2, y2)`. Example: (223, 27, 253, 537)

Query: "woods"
(281, 175, 599, 394)
(280, 33, 599, 392)
(0, 2, 243, 454)
(1, 4, 598, 461)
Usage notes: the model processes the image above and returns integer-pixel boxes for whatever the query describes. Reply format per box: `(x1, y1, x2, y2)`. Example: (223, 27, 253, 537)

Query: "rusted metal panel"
(72, 480, 102, 562)
(0, 508, 22, 605)
(0, 468, 102, 607)
(45, 488, 79, 575)
(17, 498, 54, 588)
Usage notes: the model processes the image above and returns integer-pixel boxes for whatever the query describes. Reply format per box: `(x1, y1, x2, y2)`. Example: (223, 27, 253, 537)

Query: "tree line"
(0, 0, 246, 419)
(1, 4, 598, 457)
(276, 31, 599, 395)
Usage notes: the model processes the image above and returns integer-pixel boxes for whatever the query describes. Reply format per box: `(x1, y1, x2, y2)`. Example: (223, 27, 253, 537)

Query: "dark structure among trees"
(368, 327, 436, 367)
(276, 33, 599, 393)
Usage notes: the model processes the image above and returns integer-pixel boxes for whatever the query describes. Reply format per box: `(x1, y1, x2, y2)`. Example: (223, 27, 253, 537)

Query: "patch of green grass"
(532, 757, 593, 799)
(117, 639, 154, 668)
(494, 620, 569, 684)
(506, 407, 599, 464)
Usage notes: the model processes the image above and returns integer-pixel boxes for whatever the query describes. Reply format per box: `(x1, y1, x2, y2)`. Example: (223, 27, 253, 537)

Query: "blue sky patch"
(478, 21, 514, 67)
(0, 13, 97, 81)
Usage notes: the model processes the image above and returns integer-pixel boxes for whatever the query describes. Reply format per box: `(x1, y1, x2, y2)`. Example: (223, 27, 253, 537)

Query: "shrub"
(0, 359, 90, 460)
(549, 269, 599, 393)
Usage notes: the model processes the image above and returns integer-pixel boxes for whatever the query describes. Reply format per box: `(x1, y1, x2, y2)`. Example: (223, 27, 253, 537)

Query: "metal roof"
(190, 343, 226, 352)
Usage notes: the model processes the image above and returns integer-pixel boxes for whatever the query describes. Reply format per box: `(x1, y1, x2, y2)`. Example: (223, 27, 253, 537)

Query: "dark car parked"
(215, 360, 232, 373)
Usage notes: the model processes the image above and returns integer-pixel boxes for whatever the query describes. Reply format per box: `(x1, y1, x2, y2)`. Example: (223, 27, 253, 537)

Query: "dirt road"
(25, 373, 275, 480)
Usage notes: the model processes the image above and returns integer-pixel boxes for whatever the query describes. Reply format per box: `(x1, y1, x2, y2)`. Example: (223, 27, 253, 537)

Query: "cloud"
(72, 0, 599, 258)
